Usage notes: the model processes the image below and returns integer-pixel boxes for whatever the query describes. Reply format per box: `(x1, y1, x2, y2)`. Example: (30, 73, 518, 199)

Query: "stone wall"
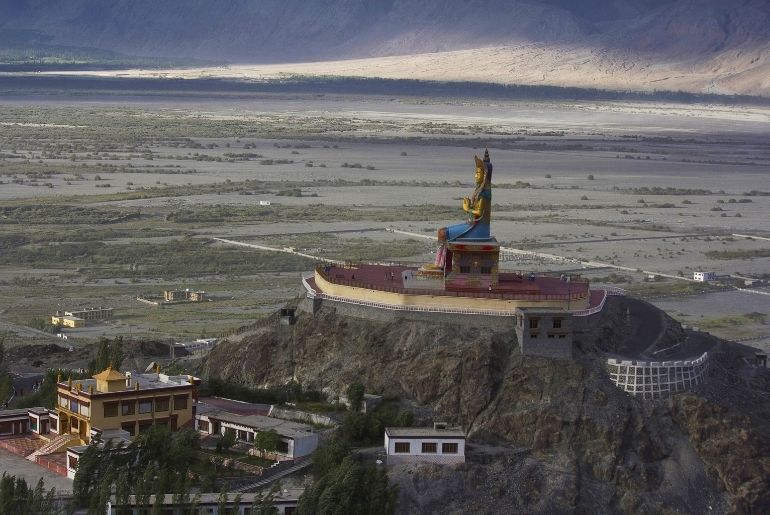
(298, 296, 516, 331)
(268, 406, 336, 427)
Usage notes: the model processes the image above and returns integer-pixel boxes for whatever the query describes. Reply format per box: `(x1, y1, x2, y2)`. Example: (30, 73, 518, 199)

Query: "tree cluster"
(73, 426, 200, 514)
(0, 474, 62, 514)
(0, 339, 12, 406)
(88, 336, 125, 373)
(297, 456, 397, 515)
(296, 388, 413, 514)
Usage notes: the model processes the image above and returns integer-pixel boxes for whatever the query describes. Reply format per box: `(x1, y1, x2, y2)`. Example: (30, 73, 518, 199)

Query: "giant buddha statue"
(438, 149, 493, 242)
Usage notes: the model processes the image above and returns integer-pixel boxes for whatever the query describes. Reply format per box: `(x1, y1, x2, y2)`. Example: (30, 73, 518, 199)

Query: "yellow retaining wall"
(314, 273, 588, 311)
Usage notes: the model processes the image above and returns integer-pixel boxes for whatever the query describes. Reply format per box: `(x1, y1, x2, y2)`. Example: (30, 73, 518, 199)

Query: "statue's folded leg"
(438, 222, 472, 242)
(439, 222, 491, 242)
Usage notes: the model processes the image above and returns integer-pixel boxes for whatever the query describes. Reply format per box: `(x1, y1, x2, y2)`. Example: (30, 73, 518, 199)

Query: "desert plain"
(1, 77, 769, 371)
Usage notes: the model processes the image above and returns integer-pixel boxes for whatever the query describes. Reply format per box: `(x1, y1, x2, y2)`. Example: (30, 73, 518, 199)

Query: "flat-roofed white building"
(196, 410, 318, 460)
(693, 271, 717, 282)
(385, 424, 465, 465)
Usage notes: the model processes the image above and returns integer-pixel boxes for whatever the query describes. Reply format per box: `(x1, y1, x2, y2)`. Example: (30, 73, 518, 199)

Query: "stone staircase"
(232, 456, 311, 493)
(26, 434, 78, 462)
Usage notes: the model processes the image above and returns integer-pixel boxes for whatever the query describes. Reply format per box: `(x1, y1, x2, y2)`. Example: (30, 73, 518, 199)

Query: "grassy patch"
(699, 312, 767, 330)
(704, 249, 770, 260)
(0, 238, 313, 279)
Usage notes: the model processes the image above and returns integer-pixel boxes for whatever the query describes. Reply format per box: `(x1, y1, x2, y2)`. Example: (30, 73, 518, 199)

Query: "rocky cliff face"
(202, 297, 770, 513)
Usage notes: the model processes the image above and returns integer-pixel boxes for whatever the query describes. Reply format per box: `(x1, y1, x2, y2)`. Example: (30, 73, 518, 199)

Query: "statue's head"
(474, 156, 486, 185)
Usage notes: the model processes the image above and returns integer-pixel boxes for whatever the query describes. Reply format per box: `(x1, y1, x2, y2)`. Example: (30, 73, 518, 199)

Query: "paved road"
(0, 448, 73, 493)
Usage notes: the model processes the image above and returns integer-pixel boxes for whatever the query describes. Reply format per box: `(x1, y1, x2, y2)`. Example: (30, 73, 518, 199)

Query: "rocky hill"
(202, 296, 770, 513)
(2, 0, 769, 95)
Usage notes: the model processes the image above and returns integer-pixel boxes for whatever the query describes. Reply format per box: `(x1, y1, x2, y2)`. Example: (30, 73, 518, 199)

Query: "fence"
(307, 273, 620, 319)
(36, 455, 67, 477)
(606, 352, 709, 400)
(217, 312, 280, 339)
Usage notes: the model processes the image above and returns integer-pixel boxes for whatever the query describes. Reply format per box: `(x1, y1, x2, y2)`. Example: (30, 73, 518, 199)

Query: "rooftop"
(206, 410, 316, 439)
(63, 371, 197, 394)
(0, 407, 47, 418)
(121, 488, 304, 506)
(385, 426, 466, 438)
(198, 397, 270, 416)
(93, 366, 126, 382)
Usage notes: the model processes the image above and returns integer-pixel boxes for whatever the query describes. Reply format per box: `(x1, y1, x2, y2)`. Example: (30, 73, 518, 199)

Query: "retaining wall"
(606, 352, 709, 399)
(298, 296, 517, 331)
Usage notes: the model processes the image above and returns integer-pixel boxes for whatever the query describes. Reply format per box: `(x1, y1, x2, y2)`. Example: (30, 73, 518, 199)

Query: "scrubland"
(1, 86, 768, 359)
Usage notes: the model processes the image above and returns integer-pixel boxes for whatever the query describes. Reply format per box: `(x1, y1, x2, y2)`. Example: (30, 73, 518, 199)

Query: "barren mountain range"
(3, 2, 768, 94)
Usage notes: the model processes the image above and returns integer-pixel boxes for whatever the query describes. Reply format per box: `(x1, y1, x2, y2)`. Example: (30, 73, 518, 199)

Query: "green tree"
(297, 456, 397, 515)
(0, 338, 12, 405)
(88, 336, 125, 374)
(73, 428, 200, 513)
(0, 473, 62, 514)
(219, 428, 237, 453)
(254, 429, 280, 456)
(346, 382, 365, 412)
(311, 437, 350, 477)
(249, 483, 279, 514)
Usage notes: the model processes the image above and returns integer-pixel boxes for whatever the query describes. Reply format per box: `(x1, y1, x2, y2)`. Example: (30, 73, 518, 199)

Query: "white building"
(173, 338, 218, 353)
(693, 271, 717, 282)
(196, 410, 318, 460)
(384, 424, 465, 465)
(111, 488, 302, 514)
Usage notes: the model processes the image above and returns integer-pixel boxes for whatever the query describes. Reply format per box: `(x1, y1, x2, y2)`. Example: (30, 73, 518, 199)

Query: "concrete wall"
(292, 433, 320, 458)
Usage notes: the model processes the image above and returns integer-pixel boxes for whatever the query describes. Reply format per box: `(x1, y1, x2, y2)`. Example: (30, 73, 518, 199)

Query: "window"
(155, 396, 169, 412)
(198, 420, 210, 433)
(459, 266, 470, 274)
(558, 335, 566, 339)
(442, 442, 459, 454)
(79, 403, 90, 417)
(30, 418, 38, 432)
(71, 418, 79, 430)
(68, 455, 78, 470)
(138, 399, 153, 414)
(480, 266, 492, 274)
(173, 395, 188, 410)
(58, 395, 68, 408)
(103, 402, 118, 418)
(69, 399, 79, 413)
(121, 421, 136, 436)
(548, 334, 555, 339)
(530, 333, 538, 339)
(394, 442, 410, 453)
(421, 442, 437, 453)
(529, 318, 539, 329)
(553, 319, 562, 329)
(277, 440, 289, 454)
(49, 419, 57, 432)
(121, 401, 135, 416)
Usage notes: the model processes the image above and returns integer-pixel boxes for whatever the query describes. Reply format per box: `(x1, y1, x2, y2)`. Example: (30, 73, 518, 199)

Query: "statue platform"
(307, 264, 592, 313)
